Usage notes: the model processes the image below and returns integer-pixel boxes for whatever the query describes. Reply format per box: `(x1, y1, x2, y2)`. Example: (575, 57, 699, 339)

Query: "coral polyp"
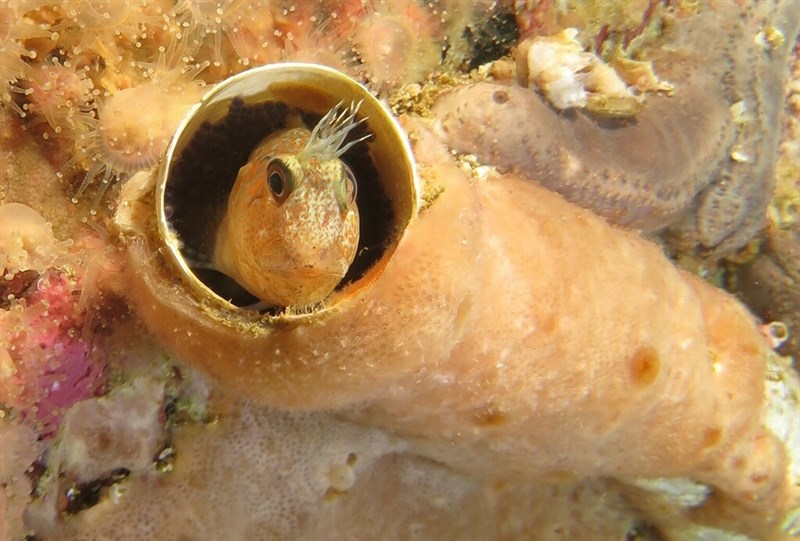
(22, 57, 96, 134)
(350, 0, 445, 92)
(0, 1, 53, 117)
(63, 49, 207, 205)
(171, 0, 278, 71)
(52, 0, 165, 56)
(274, 2, 355, 74)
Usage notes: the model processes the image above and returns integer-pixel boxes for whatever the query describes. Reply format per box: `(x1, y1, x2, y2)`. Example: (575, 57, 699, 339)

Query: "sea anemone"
(349, 0, 445, 93)
(51, 0, 166, 59)
(0, 202, 72, 276)
(0, 1, 53, 117)
(274, 1, 355, 74)
(223, 0, 281, 68)
(21, 56, 97, 136)
(64, 47, 207, 207)
(0, 270, 107, 439)
(171, 0, 280, 75)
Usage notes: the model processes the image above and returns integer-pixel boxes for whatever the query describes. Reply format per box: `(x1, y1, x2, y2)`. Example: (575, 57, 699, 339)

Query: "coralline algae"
(1, 269, 107, 438)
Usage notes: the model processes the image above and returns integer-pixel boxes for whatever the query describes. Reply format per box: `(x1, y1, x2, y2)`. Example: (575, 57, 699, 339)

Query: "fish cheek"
(242, 206, 286, 273)
(340, 210, 360, 262)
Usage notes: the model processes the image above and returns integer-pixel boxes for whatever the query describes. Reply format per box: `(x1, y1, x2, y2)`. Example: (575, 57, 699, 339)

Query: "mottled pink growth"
(1, 271, 107, 438)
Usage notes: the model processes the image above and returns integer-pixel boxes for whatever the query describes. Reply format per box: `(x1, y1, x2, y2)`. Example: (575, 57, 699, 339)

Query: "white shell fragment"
(0, 203, 71, 274)
(518, 28, 660, 117)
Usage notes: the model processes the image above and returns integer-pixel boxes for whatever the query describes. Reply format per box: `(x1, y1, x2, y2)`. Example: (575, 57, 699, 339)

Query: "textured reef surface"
(1, 1, 799, 540)
(435, 0, 799, 257)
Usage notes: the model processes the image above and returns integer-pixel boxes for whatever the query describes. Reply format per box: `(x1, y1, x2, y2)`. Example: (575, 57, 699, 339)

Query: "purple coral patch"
(1, 271, 107, 439)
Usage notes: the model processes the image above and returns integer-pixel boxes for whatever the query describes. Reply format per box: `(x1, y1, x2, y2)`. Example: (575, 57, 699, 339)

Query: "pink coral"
(1, 270, 107, 438)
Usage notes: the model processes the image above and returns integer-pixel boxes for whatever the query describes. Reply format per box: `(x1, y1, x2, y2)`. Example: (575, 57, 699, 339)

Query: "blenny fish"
(212, 101, 368, 307)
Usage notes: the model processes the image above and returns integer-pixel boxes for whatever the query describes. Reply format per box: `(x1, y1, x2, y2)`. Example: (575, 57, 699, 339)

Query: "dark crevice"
(63, 468, 130, 514)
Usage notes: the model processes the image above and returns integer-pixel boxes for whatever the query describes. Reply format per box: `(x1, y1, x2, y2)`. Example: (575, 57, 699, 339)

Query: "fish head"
(221, 102, 368, 306)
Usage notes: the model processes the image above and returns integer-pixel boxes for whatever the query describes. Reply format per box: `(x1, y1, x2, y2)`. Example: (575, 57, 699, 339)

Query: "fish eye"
(266, 159, 293, 205)
(343, 164, 358, 206)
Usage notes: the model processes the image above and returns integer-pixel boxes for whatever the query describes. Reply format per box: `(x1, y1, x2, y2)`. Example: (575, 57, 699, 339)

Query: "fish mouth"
(270, 264, 346, 281)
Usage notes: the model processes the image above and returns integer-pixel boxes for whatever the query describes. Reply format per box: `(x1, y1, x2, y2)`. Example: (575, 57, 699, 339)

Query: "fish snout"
(282, 198, 357, 275)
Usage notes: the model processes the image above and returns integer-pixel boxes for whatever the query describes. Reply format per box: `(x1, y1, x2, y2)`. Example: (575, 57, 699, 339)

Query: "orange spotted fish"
(213, 101, 368, 307)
